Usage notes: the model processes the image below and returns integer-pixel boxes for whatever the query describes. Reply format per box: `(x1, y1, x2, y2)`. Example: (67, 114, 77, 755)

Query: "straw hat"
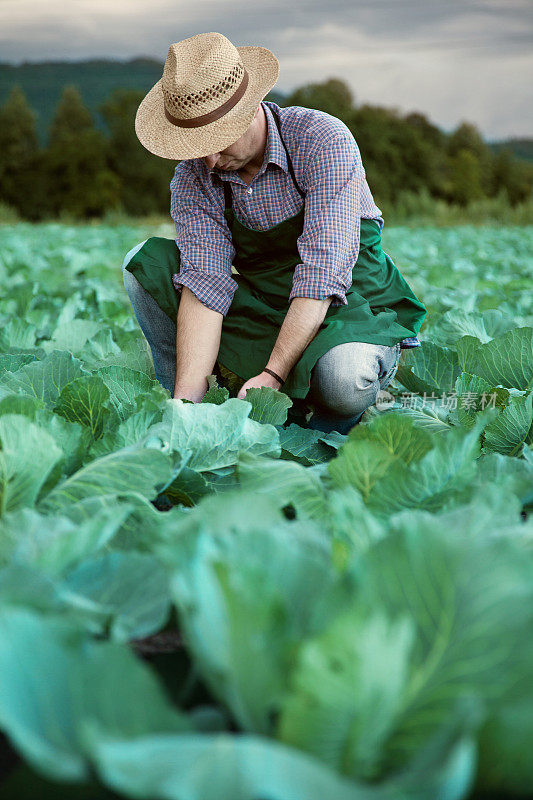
(135, 32, 280, 160)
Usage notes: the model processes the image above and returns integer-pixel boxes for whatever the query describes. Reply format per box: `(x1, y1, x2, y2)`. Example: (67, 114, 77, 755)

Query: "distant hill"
(1, 58, 531, 158)
(488, 139, 533, 163)
(0, 59, 164, 144)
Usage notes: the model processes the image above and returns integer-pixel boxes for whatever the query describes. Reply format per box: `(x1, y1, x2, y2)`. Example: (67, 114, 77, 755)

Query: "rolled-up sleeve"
(290, 133, 365, 307)
(170, 165, 238, 316)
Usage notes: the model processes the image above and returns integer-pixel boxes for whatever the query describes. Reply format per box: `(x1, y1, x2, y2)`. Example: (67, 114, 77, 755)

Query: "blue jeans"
(122, 243, 401, 435)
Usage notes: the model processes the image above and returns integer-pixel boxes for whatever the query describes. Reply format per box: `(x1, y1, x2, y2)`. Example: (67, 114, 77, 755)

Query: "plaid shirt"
(170, 100, 420, 348)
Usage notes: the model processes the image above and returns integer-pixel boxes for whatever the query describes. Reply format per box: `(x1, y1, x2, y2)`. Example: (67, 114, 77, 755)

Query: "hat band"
(164, 68, 249, 129)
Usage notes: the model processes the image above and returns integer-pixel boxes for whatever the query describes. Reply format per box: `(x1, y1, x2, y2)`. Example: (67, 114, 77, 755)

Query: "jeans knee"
(122, 264, 143, 305)
(312, 371, 379, 417)
(309, 342, 401, 416)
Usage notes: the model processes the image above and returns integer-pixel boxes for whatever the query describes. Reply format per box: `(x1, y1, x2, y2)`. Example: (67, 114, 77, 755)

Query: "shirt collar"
(207, 101, 288, 183)
(259, 102, 288, 175)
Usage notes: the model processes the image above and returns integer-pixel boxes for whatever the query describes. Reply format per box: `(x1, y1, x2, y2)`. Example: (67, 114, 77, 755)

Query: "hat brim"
(134, 46, 280, 160)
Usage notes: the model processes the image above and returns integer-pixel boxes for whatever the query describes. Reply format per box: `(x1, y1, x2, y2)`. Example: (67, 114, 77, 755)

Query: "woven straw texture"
(135, 32, 279, 160)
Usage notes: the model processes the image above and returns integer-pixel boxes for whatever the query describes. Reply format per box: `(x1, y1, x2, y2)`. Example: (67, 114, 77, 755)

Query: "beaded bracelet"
(263, 367, 285, 386)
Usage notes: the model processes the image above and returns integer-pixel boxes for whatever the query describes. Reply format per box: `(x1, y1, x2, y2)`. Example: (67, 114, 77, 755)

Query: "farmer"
(123, 32, 427, 434)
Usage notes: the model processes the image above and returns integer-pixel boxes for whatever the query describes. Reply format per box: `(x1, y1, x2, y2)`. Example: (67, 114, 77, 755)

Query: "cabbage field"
(0, 221, 532, 799)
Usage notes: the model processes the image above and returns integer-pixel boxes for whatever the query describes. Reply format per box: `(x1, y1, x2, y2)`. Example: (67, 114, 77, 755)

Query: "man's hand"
(237, 371, 284, 399)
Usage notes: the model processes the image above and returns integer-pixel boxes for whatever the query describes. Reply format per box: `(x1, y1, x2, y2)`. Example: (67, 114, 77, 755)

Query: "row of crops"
(0, 222, 532, 798)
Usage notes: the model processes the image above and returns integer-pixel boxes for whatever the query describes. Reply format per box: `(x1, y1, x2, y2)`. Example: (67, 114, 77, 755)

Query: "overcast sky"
(1, 0, 531, 139)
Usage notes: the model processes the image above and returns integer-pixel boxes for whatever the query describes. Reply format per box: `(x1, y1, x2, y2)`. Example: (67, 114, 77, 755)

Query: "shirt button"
(247, 187, 253, 194)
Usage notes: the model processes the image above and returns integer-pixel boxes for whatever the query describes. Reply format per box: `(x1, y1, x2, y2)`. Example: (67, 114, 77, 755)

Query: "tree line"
(1, 78, 531, 222)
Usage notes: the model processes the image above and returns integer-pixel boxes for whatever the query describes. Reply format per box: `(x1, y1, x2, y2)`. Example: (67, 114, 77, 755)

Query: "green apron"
(125, 106, 427, 400)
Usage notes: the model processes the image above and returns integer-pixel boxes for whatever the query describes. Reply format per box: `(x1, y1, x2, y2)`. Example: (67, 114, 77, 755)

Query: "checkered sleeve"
(290, 133, 365, 307)
(169, 165, 238, 316)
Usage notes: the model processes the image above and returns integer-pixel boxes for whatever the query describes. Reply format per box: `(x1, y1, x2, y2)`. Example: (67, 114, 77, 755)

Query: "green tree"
(283, 78, 355, 119)
(0, 85, 42, 219)
(404, 111, 446, 151)
(338, 105, 399, 205)
(48, 84, 94, 146)
(445, 148, 485, 206)
(99, 88, 175, 216)
(489, 147, 532, 205)
(387, 119, 443, 196)
(447, 121, 492, 196)
(43, 85, 121, 219)
(447, 121, 487, 159)
(344, 105, 444, 207)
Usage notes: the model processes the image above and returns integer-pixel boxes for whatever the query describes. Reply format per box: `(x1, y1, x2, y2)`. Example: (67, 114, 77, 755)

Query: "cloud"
(0, 0, 531, 138)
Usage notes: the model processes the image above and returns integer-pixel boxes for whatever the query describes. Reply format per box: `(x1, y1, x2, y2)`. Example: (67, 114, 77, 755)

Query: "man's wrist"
(263, 366, 286, 386)
(173, 376, 208, 402)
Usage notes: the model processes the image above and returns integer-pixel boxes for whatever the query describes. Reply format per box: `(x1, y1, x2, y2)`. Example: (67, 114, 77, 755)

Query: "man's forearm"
(174, 286, 223, 400)
(265, 296, 332, 381)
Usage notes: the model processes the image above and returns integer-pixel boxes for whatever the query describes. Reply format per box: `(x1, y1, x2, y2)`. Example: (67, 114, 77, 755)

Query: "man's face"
(202, 129, 253, 171)
(201, 107, 260, 172)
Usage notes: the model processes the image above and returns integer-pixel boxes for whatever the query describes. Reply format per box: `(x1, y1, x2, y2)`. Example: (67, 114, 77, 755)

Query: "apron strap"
(270, 106, 305, 200)
(223, 179, 233, 210)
